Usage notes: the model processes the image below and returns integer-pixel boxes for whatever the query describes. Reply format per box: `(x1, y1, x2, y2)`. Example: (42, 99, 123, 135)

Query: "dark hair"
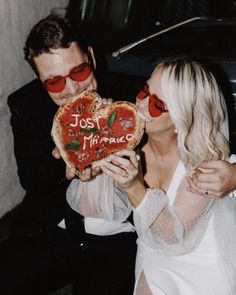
(24, 15, 89, 72)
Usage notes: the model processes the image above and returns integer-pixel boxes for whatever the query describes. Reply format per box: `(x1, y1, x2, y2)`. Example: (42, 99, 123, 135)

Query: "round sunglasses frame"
(43, 62, 92, 93)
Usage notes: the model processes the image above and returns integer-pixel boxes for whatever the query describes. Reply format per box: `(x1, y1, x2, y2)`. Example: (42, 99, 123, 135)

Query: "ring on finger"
(123, 171, 128, 178)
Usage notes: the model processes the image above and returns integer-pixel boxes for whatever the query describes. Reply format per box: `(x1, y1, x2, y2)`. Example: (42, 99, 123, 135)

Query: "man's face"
(34, 42, 97, 106)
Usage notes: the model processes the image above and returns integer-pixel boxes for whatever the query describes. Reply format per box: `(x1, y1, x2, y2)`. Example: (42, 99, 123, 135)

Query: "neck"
(146, 131, 177, 158)
(142, 131, 179, 192)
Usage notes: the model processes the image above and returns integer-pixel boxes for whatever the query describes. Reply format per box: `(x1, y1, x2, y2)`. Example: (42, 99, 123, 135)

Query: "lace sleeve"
(66, 173, 132, 222)
(133, 177, 214, 255)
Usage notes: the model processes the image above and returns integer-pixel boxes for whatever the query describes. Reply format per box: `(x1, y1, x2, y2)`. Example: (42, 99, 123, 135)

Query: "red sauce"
(59, 100, 137, 171)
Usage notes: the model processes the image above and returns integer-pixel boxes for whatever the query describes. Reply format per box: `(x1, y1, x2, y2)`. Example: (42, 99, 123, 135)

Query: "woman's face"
(34, 42, 97, 106)
(136, 67, 174, 135)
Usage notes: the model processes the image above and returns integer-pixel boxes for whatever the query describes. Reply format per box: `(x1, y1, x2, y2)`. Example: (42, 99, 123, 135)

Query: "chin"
(51, 98, 65, 106)
(52, 99, 62, 106)
(145, 125, 155, 134)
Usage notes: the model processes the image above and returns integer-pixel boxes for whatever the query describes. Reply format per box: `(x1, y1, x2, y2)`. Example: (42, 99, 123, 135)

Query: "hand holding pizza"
(100, 149, 140, 188)
(51, 90, 145, 177)
(53, 144, 101, 180)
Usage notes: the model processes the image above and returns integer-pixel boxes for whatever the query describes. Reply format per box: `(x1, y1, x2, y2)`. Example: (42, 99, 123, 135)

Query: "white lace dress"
(133, 161, 234, 295)
(67, 158, 236, 295)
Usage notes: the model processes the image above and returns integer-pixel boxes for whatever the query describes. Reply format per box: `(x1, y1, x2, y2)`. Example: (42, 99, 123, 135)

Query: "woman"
(67, 58, 236, 294)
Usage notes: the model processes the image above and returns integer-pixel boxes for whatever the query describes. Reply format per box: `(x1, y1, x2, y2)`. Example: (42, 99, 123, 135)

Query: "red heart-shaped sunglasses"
(136, 83, 168, 117)
(43, 62, 92, 93)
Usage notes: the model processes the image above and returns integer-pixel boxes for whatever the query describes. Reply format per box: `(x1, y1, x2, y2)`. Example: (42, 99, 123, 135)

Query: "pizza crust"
(51, 90, 102, 170)
(51, 90, 145, 173)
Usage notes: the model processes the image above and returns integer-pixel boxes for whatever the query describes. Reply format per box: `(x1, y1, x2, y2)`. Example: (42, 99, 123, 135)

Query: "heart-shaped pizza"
(51, 90, 145, 173)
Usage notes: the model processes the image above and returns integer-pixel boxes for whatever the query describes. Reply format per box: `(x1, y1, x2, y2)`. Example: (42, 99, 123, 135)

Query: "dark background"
(65, 0, 236, 151)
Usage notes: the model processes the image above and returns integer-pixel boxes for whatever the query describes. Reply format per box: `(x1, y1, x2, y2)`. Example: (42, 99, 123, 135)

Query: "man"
(2, 14, 236, 295)
(0, 15, 136, 295)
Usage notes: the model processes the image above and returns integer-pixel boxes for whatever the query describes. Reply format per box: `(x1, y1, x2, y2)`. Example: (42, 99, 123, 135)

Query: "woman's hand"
(100, 149, 139, 188)
(187, 160, 236, 198)
(100, 149, 146, 207)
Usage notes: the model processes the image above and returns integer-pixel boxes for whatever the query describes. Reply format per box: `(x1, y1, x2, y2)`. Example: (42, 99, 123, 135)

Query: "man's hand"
(77, 166, 101, 181)
(52, 147, 100, 180)
(52, 147, 61, 159)
(187, 160, 236, 198)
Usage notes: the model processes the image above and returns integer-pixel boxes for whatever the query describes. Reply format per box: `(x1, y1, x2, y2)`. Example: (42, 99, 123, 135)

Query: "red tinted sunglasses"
(136, 83, 168, 117)
(43, 62, 92, 93)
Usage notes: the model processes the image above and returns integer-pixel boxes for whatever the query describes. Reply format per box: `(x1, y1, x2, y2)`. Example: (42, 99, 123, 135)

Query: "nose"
(136, 97, 149, 111)
(64, 78, 80, 96)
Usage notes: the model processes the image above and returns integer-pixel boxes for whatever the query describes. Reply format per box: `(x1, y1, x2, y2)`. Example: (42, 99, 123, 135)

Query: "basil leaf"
(65, 140, 80, 151)
(81, 127, 99, 133)
(107, 111, 117, 128)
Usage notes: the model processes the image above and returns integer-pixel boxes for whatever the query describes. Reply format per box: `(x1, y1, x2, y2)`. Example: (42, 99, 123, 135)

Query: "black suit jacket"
(8, 79, 72, 236)
(7, 73, 140, 237)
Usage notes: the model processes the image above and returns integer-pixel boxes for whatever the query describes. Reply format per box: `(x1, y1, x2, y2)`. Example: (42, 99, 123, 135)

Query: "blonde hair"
(157, 58, 229, 169)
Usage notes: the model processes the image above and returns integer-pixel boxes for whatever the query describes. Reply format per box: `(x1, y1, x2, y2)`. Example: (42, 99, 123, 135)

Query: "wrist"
(122, 179, 146, 208)
(232, 163, 236, 186)
(229, 162, 236, 198)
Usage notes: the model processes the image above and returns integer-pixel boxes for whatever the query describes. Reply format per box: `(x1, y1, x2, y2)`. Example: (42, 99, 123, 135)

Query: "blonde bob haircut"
(157, 58, 229, 169)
